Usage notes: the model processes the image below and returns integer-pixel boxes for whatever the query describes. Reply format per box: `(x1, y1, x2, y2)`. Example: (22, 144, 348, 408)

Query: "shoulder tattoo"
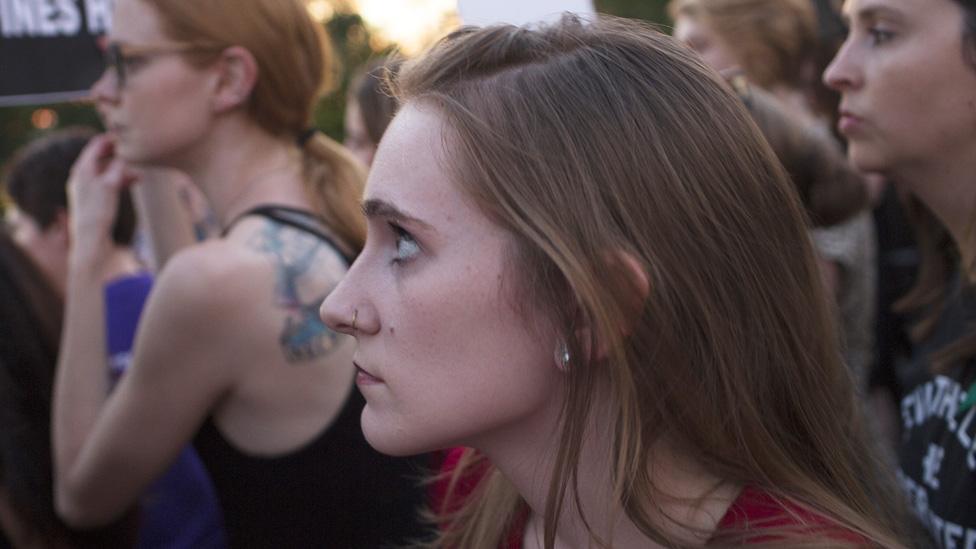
(247, 221, 342, 363)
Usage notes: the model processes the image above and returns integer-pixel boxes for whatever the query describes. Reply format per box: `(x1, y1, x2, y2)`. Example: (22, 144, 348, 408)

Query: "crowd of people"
(0, 0, 973, 547)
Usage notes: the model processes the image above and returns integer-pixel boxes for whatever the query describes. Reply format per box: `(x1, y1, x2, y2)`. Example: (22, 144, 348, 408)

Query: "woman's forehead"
(110, 0, 166, 42)
(365, 106, 456, 215)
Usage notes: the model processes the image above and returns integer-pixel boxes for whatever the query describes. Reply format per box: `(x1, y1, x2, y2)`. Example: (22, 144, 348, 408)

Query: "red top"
(433, 448, 865, 548)
(711, 485, 865, 545)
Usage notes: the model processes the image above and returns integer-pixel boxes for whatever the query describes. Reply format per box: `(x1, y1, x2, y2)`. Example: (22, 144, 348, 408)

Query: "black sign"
(0, 0, 112, 106)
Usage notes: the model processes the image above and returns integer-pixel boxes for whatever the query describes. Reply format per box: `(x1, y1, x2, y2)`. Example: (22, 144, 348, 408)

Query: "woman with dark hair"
(321, 15, 912, 548)
(51, 0, 427, 546)
(344, 57, 403, 167)
(0, 232, 136, 547)
(825, 0, 976, 545)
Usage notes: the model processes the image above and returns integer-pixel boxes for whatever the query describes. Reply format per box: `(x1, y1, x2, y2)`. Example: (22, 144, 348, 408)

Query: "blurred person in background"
(51, 0, 428, 547)
(129, 168, 220, 273)
(671, 0, 880, 418)
(0, 230, 138, 548)
(670, 0, 823, 125)
(322, 15, 913, 548)
(3, 127, 226, 549)
(343, 56, 403, 168)
(825, 0, 976, 545)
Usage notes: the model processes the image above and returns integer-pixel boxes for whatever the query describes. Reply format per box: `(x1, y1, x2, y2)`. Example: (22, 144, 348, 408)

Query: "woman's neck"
(480, 394, 738, 549)
(173, 116, 309, 228)
(893, 148, 976, 275)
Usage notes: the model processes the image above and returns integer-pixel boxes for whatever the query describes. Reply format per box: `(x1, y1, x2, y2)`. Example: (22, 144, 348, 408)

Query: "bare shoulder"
(150, 238, 264, 319)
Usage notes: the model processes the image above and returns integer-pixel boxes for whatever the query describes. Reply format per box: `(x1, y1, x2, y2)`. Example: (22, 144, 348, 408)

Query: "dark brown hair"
(955, 0, 976, 69)
(0, 233, 136, 547)
(3, 127, 137, 246)
(731, 77, 868, 227)
(351, 57, 404, 147)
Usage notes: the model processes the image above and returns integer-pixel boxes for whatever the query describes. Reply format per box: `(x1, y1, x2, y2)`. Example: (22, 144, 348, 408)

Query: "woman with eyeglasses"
(51, 1, 428, 547)
(825, 0, 976, 546)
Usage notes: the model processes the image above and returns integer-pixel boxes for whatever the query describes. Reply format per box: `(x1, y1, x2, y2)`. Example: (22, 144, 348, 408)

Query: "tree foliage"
(596, 0, 672, 27)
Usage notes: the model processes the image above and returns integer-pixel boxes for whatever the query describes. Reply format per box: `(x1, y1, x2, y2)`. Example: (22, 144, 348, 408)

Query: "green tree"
(595, 0, 672, 26)
(315, 12, 392, 142)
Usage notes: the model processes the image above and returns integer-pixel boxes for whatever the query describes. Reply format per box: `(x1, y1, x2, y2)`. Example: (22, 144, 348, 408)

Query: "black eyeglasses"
(102, 41, 215, 92)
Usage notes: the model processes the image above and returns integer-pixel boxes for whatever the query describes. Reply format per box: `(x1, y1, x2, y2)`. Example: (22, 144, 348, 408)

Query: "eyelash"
(120, 55, 150, 73)
(868, 27, 894, 46)
(389, 222, 420, 265)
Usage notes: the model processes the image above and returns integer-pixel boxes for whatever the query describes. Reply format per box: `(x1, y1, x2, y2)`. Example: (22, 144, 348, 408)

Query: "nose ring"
(351, 309, 358, 331)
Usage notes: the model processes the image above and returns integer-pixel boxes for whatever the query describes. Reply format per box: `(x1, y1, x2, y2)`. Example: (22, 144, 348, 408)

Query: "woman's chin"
(361, 411, 439, 457)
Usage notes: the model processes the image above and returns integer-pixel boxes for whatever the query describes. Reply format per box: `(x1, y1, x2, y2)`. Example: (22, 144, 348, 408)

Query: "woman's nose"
(321, 270, 378, 336)
(89, 66, 121, 108)
(823, 41, 861, 92)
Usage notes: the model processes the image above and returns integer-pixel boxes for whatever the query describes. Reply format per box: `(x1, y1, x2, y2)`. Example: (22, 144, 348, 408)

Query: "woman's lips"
(837, 111, 864, 135)
(354, 362, 384, 385)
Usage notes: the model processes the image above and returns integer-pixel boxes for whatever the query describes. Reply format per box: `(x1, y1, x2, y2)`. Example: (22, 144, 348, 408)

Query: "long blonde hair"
(147, 0, 366, 249)
(394, 15, 911, 548)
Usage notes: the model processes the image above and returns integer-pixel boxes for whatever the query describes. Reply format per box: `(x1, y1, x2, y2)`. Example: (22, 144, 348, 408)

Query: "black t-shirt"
(896, 273, 976, 549)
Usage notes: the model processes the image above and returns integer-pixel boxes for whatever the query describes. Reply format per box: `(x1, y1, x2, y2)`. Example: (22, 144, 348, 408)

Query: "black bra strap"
(222, 205, 355, 265)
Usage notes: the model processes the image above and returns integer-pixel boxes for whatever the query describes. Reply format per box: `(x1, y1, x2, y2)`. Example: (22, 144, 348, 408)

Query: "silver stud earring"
(554, 340, 570, 370)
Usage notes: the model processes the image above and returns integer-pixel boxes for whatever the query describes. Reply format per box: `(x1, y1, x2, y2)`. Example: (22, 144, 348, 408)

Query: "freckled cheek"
(391, 279, 506, 366)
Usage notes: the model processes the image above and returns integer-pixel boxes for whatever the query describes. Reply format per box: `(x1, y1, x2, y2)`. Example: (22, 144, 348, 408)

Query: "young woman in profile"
(322, 15, 913, 549)
(52, 0, 427, 546)
(825, 0, 976, 544)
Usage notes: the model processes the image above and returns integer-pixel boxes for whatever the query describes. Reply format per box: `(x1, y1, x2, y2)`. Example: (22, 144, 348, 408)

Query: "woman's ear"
(609, 250, 651, 335)
(211, 46, 259, 113)
(572, 250, 651, 364)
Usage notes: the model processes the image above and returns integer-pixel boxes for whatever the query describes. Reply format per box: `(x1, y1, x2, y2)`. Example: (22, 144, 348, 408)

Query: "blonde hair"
(394, 15, 911, 549)
(668, 0, 818, 90)
(147, 0, 366, 249)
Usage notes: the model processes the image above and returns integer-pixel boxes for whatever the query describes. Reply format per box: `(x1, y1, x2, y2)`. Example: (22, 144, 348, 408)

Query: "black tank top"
(195, 206, 431, 548)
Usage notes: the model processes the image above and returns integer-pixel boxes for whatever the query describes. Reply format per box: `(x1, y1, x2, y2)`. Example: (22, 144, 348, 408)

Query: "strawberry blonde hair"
(145, 0, 365, 249)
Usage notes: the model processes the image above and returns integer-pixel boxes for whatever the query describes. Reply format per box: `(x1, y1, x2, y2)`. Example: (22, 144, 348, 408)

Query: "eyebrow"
(845, 2, 905, 24)
(361, 198, 434, 231)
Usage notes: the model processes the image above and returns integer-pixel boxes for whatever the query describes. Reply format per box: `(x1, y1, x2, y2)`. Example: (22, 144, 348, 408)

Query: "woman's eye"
(391, 223, 420, 264)
(868, 27, 894, 46)
(122, 55, 149, 72)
